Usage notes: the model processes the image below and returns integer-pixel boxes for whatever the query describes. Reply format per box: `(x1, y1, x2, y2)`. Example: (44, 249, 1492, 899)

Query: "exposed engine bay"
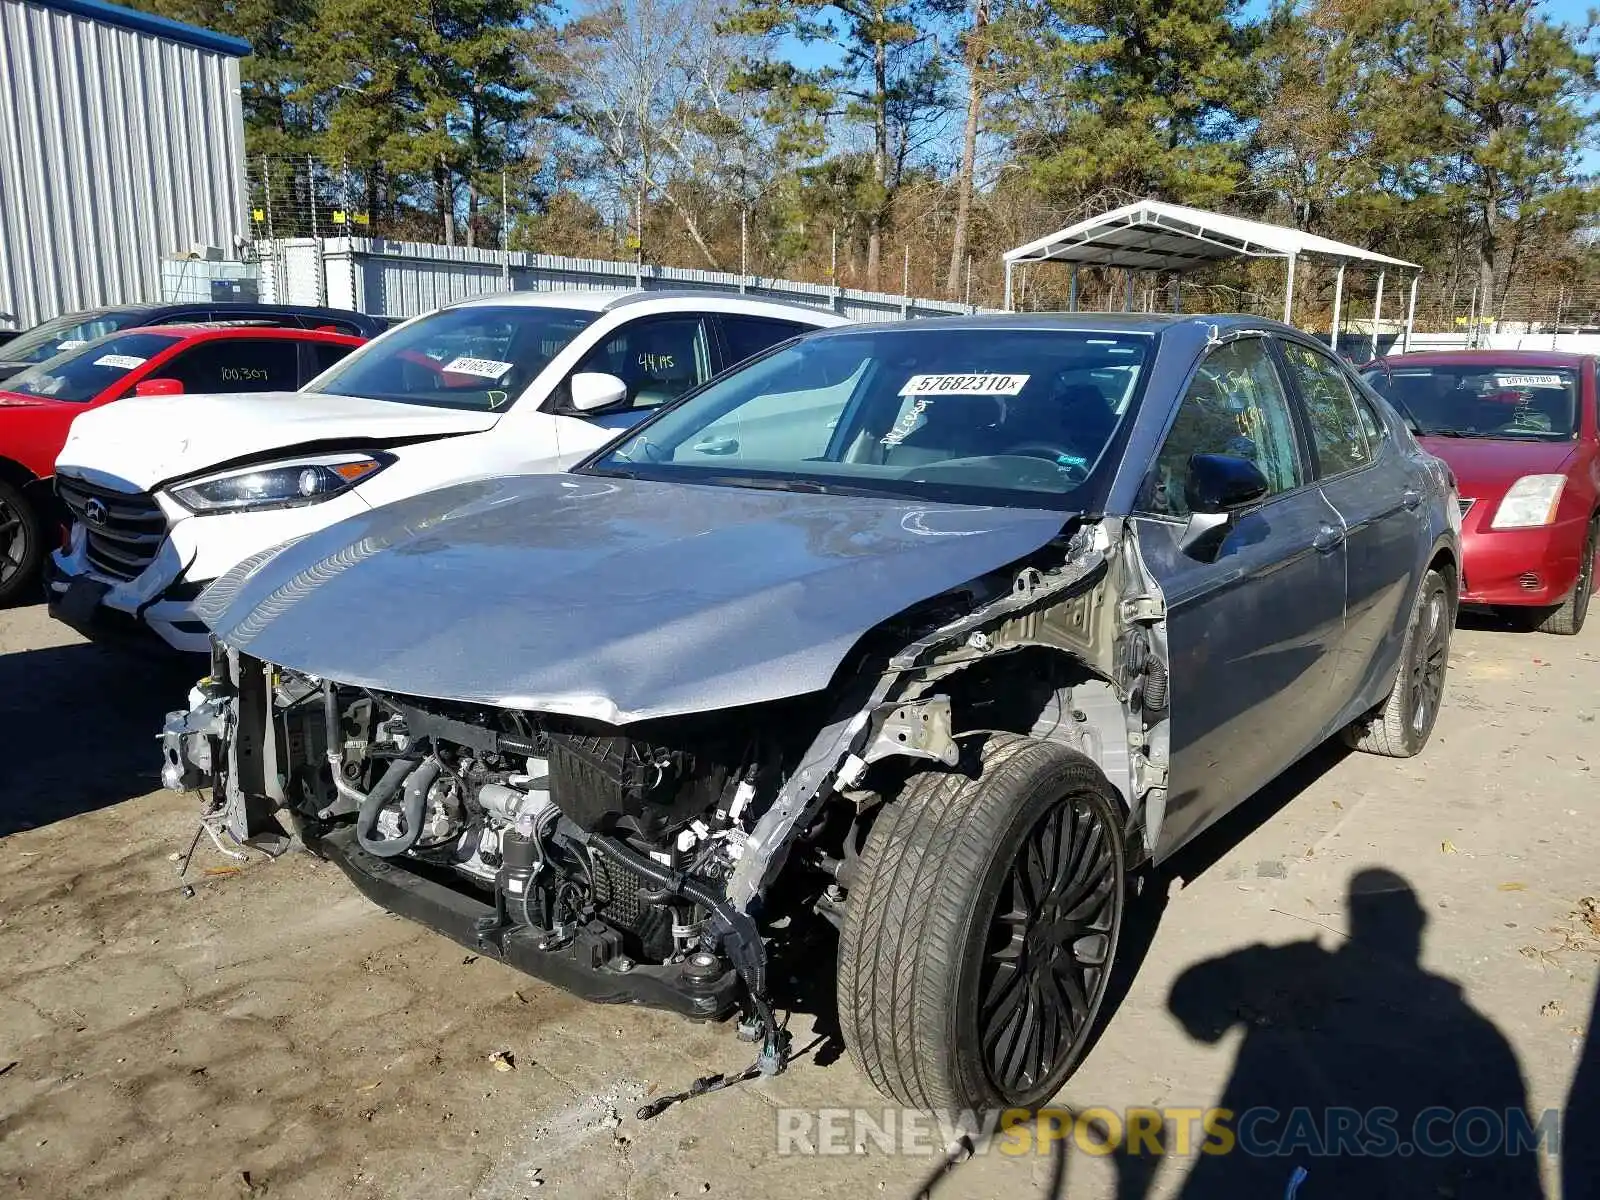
(161, 517, 1171, 1090)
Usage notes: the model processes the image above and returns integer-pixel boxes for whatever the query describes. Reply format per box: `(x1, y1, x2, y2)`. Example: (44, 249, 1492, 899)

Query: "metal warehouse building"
(0, 0, 249, 328)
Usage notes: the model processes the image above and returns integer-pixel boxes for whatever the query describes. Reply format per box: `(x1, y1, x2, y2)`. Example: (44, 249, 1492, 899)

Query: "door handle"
(1313, 523, 1344, 553)
(1401, 488, 1421, 511)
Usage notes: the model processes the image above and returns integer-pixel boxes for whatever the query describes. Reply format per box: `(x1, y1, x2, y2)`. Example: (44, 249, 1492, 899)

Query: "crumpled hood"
(55, 391, 501, 489)
(198, 473, 1072, 723)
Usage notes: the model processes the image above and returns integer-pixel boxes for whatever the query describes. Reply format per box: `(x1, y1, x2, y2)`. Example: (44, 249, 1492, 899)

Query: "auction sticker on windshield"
(443, 356, 514, 380)
(93, 354, 147, 370)
(899, 373, 1030, 397)
(1494, 374, 1564, 389)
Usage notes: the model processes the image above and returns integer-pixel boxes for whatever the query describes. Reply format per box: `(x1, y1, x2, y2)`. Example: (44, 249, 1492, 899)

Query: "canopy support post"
(1283, 254, 1297, 324)
(1330, 262, 1345, 354)
(1371, 270, 1386, 359)
(1403, 273, 1419, 353)
(1124, 270, 1135, 312)
(1068, 265, 1079, 312)
(1003, 260, 1014, 312)
(1171, 273, 1182, 312)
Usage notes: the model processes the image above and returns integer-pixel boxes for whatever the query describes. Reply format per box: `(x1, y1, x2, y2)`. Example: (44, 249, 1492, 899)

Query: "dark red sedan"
(1363, 350, 1598, 634)
(0, 324, 365, 604)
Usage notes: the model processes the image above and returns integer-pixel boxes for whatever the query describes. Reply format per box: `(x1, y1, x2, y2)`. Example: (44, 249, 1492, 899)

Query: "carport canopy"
(1002, 199, 1423, 353)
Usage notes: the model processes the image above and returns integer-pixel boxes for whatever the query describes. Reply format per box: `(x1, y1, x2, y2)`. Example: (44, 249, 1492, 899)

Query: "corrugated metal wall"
(0, 0, 248, 328)
(255, 237, 989, 322)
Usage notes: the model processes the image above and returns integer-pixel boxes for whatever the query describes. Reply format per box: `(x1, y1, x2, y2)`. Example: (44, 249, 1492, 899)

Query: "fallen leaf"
(489, 1050, 515, 1072)
(1441, 839, 1459, 855)
(1541, 1000, 1565, 1018)
(356, 1081, 382, 1092)
(204, 866, 242, 878)
(1498, 882, 1527, 892)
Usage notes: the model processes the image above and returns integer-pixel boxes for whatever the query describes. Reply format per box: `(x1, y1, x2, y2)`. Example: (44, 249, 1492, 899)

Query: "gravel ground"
(0, 598, 1596, 1199)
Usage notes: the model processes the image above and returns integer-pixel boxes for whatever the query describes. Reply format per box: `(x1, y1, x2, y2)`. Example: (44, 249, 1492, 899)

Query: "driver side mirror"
(569, 371, 630, 414)
(1178, 453, 1270, 556)
(134, 378, 185, 397)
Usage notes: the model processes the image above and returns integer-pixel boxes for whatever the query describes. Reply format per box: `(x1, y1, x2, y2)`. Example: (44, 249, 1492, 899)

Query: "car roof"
(119, 324, 366, 342)
(446, 288, 849, 324)
(803, 311, 1289, 338)
(1368, 349, 1593, 369)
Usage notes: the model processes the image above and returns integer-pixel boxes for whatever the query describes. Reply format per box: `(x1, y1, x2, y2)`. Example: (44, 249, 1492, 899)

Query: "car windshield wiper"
(586, 463, 645, 479)
(699, 473, 834, 494)
(1420, 428, 1468, 437)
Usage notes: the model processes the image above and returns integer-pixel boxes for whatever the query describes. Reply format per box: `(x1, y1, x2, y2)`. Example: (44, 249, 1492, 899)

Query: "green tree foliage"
(725, 0, 951, 288)
(988, 0, 1266, 206)
(1325, 0, 1598, 315)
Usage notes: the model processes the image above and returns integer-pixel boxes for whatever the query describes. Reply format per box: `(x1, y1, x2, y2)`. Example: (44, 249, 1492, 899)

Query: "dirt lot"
(1, 598, 1596, 1200)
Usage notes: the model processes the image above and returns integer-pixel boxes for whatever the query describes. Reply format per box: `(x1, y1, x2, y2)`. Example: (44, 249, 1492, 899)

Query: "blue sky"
(780, 0, 1597, 171)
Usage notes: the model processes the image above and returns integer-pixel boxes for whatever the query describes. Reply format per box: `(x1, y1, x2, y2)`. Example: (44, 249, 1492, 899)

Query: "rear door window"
(718, 315, 813, 368)
(574, 316, 714, 410)
(1280, 341, 1376, 476)
(159, 339, 302, 394)
(301, 340, 359, 385)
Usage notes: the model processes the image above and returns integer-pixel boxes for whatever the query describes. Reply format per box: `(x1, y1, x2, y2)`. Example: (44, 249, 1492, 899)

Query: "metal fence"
(232, 237, 987, 321)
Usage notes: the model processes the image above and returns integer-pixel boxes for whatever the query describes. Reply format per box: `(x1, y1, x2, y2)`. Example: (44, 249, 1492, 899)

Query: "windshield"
(4, 332, 179, 403)
(311, 304, 597, 411)
(1362, 363, 1579, 441)
(2, 309, 131, 366)
(586, 327, 1153, 509)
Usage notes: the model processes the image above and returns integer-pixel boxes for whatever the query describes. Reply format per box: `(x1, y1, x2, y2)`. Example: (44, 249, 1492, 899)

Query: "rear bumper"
(312, 825, 742, 1020)
(1458, 513, 1587, 607)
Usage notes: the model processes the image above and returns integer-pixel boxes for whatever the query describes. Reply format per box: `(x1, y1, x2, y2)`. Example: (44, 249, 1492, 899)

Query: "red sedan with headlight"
(1363, 350, 1598, 634)
(0, 324, 364, 605)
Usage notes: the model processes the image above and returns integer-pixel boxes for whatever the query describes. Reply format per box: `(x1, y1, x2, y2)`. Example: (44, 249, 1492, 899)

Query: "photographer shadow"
(1109, 867, 1544, 1199)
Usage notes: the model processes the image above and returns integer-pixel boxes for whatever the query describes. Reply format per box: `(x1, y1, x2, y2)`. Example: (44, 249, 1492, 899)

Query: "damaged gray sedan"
(162, 314, 1460, 1112)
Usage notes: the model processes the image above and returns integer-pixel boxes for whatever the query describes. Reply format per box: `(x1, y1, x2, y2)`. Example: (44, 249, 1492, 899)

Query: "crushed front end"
(161, 641, 811, 1032)
(161, 515, 1171, 1092)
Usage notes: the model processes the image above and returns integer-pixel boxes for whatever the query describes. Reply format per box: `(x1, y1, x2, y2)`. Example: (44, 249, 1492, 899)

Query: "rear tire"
(0, 477, 42, 607)
(1536, 519, 1596, 636)
(1342, 567, 1453, 757)
(837, 733, 1125, 1110)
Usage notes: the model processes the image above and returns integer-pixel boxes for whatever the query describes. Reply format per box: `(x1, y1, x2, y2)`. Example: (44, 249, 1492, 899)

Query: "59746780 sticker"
(442, 355, 514, 380)
(1493, 373, 1565, 390)
(899, 373, 1030, 398)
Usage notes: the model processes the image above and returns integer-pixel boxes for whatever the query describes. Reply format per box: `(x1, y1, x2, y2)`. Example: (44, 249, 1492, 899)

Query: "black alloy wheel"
(978, 792, 1122, 1100)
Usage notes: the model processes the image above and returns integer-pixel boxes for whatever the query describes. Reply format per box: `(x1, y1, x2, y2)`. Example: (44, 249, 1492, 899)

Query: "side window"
(1143, 337, 1307, 519)
(160, 339, 301, 394)
(1280, 341, 1376, 475)
(574, 317, 712, 410)
(302, 340, 358, 384)
(719, 315, 809, 367)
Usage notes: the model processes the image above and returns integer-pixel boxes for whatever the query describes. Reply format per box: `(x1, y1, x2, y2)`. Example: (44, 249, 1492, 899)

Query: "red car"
(1363, 350, 1599, 634)
(0, 324, 365, 604)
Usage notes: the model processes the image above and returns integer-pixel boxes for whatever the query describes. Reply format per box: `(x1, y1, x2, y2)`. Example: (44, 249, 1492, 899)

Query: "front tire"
(0, 477, 42, 606)
(837, 733, 1126, 1110)
(1342, 566, 1453, 757)
(1537, 518, 1596, 636)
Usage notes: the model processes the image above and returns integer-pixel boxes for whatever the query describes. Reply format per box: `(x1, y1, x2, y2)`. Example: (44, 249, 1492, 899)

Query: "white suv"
(50, 289, 847, 651)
